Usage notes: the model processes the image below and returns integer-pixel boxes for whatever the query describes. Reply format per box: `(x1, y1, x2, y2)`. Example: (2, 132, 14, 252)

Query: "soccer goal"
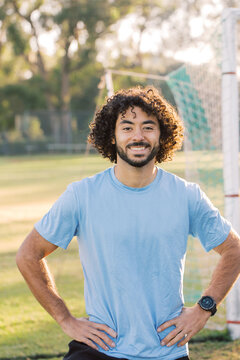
(104, 8, 240, 339)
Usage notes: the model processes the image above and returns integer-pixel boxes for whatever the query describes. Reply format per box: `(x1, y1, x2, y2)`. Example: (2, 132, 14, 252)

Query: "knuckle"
(97, 323, 108, 332)
(91, 334, 106, 347)
(97, 323, 105, 329)
(102, 334, 111, 342)
(94, 329, 105, 339)
(102, 324, 109, 331)
(164, 335, 171, 342)
(91, 328, 99, 335)
(85, 339, 96, 349)
(92, 322, 100, 329)
(91, 334, 99, 341)
(81, 317, 88, 322)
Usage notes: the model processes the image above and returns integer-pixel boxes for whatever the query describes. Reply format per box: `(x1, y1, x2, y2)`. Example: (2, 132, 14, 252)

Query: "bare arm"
(16, 228, 117, 351)
(157, 229, 240, 347)
(202, 229, 240, 303)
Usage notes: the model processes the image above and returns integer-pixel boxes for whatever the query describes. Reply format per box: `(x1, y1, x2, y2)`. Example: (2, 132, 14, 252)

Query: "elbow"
(16, 228, 48, 275)
(16, 243, 35, 274)
(16, 246, 27, 272)
(232, 237, 240, 264)
(237, 248, 240, 271)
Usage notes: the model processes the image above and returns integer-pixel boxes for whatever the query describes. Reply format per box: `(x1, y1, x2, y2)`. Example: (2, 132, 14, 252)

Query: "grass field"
(1, 153, 240, 360)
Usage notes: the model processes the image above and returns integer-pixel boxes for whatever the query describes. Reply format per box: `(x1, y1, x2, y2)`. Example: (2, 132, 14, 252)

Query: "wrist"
(56, 311, 74, 328)
(192, 304, 211, 323)
(197, 295, 217, 316)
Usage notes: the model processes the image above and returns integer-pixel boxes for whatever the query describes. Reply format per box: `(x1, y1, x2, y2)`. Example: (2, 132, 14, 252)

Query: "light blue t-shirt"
(35, 167, 231, 360)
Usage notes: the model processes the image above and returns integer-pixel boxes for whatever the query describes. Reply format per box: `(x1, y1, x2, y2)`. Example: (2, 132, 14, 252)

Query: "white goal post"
(222, 7, 240, 340)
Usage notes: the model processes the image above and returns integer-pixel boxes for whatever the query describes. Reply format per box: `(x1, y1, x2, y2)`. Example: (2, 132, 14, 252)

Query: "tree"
(96, 0, 229, 72)
(1, 0, 133, 139)
(0, 0, 233, 137)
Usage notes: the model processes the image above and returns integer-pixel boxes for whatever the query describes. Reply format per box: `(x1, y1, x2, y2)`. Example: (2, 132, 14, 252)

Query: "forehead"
(116, 106, 158, 124)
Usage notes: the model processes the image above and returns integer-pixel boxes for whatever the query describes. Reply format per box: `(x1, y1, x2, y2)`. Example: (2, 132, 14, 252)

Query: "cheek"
(148, 133, 160, 143)
(115, 133, 130, 144)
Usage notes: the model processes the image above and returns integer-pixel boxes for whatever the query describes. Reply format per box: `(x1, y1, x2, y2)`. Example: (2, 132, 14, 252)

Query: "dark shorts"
(63, 340, 190, 360)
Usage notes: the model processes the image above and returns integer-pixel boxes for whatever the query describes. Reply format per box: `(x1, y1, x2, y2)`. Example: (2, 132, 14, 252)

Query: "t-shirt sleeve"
(34, 183, 79, 249)
(188, 183, 231, 252)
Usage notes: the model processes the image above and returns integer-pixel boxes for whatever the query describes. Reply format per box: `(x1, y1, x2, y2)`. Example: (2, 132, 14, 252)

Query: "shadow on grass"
(1, 327, 233, 360)
(189, 328, 231, 343)
(0, 351, 65, 359)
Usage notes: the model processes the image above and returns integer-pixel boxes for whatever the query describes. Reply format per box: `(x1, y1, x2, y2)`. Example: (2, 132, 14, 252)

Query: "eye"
(123, 127, 132, 131)
(144, 126, 154, 131)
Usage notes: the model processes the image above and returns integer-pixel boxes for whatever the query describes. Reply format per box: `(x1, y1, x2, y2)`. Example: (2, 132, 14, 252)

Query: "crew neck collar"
(109, 166, 162, 193)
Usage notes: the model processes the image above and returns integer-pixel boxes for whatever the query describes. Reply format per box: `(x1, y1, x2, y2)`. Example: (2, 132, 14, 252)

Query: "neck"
(114, 159, 157, 188)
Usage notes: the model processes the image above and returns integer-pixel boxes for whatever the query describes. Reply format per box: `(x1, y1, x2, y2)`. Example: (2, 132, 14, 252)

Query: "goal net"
(105, 11, 240, 333)
(166, 23, 225, 331)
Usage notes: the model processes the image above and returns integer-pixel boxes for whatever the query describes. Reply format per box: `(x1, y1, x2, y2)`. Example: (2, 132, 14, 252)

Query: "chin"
(127, 158, 152, 168)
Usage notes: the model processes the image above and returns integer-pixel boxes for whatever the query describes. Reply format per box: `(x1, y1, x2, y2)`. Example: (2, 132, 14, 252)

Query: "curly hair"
(88, 86, 184, 164)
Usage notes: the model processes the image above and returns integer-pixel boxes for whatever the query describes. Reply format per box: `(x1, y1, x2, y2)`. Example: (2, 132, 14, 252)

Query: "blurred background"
(0, 0, 238, 155)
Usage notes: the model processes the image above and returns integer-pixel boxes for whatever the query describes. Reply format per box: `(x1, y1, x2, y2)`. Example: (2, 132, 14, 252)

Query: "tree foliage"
(0, 0, 237, 135)
(0, 0, 133, 133)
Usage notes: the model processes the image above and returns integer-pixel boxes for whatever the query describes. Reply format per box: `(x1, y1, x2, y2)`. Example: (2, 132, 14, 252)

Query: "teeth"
(130, 147, 145, 150)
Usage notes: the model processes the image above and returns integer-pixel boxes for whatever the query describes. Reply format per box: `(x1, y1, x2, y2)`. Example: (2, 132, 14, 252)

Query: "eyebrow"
(119, 120, 157, 125)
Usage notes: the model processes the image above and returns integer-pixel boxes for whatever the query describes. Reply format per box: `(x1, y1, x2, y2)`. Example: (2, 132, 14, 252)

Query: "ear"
(111, 136, 115, 145)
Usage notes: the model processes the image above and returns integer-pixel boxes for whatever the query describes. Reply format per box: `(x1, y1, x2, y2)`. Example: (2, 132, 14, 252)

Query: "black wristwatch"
(197, 296, 217, 316)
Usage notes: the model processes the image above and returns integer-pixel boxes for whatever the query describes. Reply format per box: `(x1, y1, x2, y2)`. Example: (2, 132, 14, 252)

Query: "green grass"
(1, 152, 239, 360)
(0, 154, 109, 358)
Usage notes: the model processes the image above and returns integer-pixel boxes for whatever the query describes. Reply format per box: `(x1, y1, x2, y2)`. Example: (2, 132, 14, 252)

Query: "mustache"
(126, 142, 150, 148)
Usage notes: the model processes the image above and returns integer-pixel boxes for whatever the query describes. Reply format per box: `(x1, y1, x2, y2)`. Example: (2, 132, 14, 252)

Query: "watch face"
(201, 296, 214, 310)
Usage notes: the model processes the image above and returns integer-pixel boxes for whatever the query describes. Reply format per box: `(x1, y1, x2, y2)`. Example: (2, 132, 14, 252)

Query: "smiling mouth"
(127, 143, 150, 151)
(130, 146, 147, 151)
(127, 145, 151, 157)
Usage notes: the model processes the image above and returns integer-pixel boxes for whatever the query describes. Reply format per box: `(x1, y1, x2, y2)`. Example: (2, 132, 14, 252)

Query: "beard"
(116, 141, 159, 168)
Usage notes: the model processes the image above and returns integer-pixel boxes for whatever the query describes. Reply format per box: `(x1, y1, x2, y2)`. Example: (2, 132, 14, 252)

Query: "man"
(16, 86, 240, 360)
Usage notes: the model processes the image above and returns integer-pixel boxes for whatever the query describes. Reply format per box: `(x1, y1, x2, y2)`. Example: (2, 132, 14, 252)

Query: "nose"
(132, 127, 145, 141)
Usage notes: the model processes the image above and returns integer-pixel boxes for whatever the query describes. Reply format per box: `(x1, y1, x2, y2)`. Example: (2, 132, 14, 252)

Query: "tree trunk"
(60, 44, 72, 144)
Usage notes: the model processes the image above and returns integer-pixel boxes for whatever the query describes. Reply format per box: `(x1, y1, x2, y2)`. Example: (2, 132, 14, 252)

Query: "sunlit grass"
(0, 151, 238, 359)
